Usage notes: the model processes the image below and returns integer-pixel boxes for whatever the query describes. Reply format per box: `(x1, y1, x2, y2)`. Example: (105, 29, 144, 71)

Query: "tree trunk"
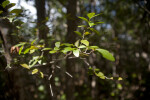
(65, 0, 77, 100)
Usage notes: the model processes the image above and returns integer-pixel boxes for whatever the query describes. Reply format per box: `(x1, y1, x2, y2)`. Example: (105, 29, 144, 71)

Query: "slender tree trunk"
(65, 0, 77, 100)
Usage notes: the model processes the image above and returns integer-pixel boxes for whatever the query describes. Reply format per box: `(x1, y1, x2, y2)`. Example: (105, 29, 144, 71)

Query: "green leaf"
(20, 64, 30, 69)
(78, 45, 86, 49)
(2, 0, 10, 8)
(0, 11, 3, 14)
(73, 49, 80, 57)
(30, 49, 35, 54)
(30, 60, 38, 68)
(14, 42, 26, 47)
(62, 47, 73, 53)
(96, 49, 115, 61)
(55, 42, 60, 48)
(31, 39, 37, 45)
(118, 77, 123, 81)
(89, 22, 95, 27)
(78, 25, 87, 28)
(42, 48, 52, 51)
(19, 45, 23, 55)
(61, 43, 73, 46)
(74, 31, 82, 37)
(32, 69, 38, 75)
(49, 50, 57, 54)
(84, 32, 91, 36)
(88, 46, 99, 50)
(88, 28, 100, 35)
(40, 72, 44, 78)
(10, 9, 22, 15)
(75, 40, 80, 47)
(95, 72, 105, 79)
(78, 17, 88, 22)
(81, 40, 89, 46)
(93, 13, 102, 17)
(94, 21, 104, 25)
(24, 48, 30, 54)
(54, 47, 59, 50)
(87, 12, 95, 19)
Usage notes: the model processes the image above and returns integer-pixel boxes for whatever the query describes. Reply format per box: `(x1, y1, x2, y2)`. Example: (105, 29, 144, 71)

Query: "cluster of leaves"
(14, 13, 117, 80)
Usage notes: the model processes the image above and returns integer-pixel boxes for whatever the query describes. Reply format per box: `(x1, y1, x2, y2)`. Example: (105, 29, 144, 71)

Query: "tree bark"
(65, 0, 77, 100)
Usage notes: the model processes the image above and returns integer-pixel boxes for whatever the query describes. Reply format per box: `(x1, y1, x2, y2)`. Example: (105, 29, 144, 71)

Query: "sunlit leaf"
(14, 42, 26, 47)
(78, 25, 87, 28)
(30, 49, 35, 54)
(78, 45, 86, 48)
(81, 40, 89, 46)
(55, 42, 60, 48)
(73, 49, 80, 57)
(89, 22, 95, 27)
(24, 48, 30, 54)
(75, 40, 80, 47)
(96, 49, 115, 61)
(84, 32, 91, 36)
(118, 77, 123, 80)
(95, 72, 105, 79)
(20, 64, 30, 69)
(40, 72, 44, 78)
(31, 39, 37, 45)
(87, 12, 95, 19)
(49, 50, 57, 54)
(32, 69, 38, 75)
(19, 45, 23, 55)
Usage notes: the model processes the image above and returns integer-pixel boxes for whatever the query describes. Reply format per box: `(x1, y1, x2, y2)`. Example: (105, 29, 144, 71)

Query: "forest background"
(0, 0, 150, 100)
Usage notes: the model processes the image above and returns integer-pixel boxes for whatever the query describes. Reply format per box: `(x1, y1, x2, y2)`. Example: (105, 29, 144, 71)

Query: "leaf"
(0, 11, 3, 14)
(14, 42, 26, 47)
(81, 40, 89, 46)
(95, 72, 105, 79)
(61, 43, 73, 46)
(32, 69, 38, 75)
(89, 28, 100, 35)
(30, 49, 35, 54)
(94, 21, 104, 25)
(78, 17, 88, 22)
(55, 42, 60, 48)
(118, 77, 123, 81)
(20, 64, 30, 69)
(84, 32, 91, 36)
(49, 50, 57, 54)
(75, 40, 80, 47)
(30, 60, 38, 68)
(42, 48, 52, 51)
(93, 13, 102, 17)
(40, 72, 44, 78)
(88, 46, 99, 50)
(24, 48, 30, 54)
(73, 49, 80, 57)
(54, 47, 59, 50)
(30, 46, 38, 50)
(96, 49, 115, 61)
(7, 3, 16, 9)
(62, 47, 73, 54)
(19, 45, 23, 55)
(89, 22, 95, 27)
(2, 0, 10, 8)
(74, 31, 82, 37)
(87, 12, 95, 19)
(78, 25, 87, 28)
(10, 9, 22, 15)
(78, 45, 86, 48)
(31, 39, 37, 45)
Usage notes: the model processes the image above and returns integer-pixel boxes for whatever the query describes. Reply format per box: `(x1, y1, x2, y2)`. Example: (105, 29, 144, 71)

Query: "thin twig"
(49, 84, 53, 96)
